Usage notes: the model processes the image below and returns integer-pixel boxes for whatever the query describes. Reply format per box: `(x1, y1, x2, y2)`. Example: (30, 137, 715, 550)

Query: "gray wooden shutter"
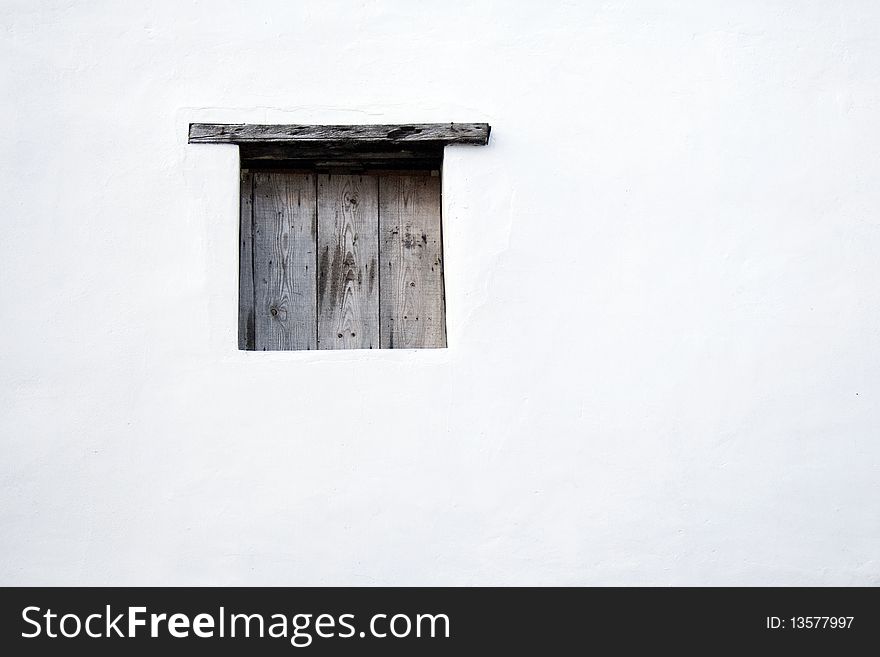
(240, 172, 445, 350)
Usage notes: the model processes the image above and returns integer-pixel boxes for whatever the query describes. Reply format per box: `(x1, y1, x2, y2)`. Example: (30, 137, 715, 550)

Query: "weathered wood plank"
(317, 174, 379, 349)
(252, 172, 317, 350)
(379, 175, 446, 348)
(190, 123, 490, 145)
(239, 142, 443, 161)
(238, 171, 255, 350)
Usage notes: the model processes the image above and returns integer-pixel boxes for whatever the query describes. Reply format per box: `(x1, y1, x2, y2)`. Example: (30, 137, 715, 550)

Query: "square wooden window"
(188, 123, 490, 350)
(239, 170, 445, 350)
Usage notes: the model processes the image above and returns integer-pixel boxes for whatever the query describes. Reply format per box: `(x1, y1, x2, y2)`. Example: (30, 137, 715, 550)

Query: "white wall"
(1, 0, 878, 585)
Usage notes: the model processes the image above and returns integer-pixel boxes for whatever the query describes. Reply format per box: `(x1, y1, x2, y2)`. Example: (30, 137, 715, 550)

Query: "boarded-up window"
(239, 171, 445, 350)
(188, 122, 490, 350)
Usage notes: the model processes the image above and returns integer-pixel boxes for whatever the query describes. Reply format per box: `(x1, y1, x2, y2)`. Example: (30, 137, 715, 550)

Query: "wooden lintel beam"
(188, 122, 491, 145)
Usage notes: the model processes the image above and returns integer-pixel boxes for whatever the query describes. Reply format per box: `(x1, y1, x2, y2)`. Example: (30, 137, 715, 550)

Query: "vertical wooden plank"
(317, 174, 379, 349)
(252, 172, 317, 350)
(379, 175, 446, 348)
(238, 170, 255, 350)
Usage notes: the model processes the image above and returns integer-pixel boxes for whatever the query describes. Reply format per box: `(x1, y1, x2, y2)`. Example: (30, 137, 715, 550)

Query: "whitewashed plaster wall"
(1, 0, 878, 585)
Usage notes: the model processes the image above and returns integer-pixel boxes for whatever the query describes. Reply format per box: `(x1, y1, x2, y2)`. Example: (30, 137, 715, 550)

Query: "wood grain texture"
(252, 172, 317, 350)
(317, 174, 379, 349)
(190, 123, 490, 145)
(238, 171, 255, 350)
(379, 175, 446, 348)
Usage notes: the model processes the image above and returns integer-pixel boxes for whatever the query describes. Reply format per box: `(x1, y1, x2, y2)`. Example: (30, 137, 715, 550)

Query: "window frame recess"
(188, 122, 491, 351)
